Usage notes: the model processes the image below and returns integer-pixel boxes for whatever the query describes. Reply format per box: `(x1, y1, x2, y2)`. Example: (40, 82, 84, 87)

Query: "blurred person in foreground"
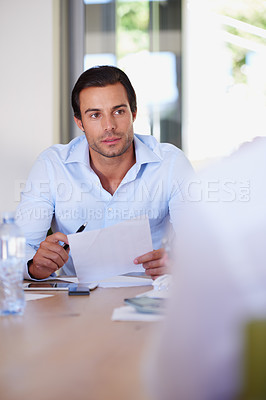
(145, 137, 266, 400)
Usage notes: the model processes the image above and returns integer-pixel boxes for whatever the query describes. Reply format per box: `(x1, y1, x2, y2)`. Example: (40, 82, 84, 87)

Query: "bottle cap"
(1, 211, 15, 223)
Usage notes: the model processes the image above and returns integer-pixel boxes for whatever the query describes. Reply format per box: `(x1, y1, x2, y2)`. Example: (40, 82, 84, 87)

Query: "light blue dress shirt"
(16, 134, 193, 278)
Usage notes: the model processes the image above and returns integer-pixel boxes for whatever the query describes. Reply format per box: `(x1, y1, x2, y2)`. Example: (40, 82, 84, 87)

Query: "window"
(183, 0, 266, 167)
(82, 0, 182, 147)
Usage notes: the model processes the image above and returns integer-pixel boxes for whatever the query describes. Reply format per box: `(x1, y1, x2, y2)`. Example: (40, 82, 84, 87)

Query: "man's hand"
(133, 248, 169, 280)
(28, 232, 69, 280)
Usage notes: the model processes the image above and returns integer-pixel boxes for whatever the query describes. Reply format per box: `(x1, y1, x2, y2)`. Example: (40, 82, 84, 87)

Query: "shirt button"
(108, 207, 113, 212)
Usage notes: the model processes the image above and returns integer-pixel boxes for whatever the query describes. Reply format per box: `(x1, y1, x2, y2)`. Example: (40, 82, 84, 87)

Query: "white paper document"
(25, 293, 54, 301)
(112, 306, 164, 322)
(56, 277, 79, 284)
(99, 275, 153, 288)
(68, 217, 153, 282)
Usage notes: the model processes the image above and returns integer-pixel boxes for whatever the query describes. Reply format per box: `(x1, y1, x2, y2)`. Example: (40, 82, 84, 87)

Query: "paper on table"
(99, 275, 153, 288)
(136, 288, 170, 298)
(30, 275, 78, 282)
(68, 216, 153, 283)
(112, 305, 164, 322)
(52, 276, 152, 288)
(25, 293, 54, 301)
(56, 277, 79, 284)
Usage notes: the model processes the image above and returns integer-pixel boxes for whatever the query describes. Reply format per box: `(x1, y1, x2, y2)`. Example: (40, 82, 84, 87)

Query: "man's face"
(74, 83, 136, 160)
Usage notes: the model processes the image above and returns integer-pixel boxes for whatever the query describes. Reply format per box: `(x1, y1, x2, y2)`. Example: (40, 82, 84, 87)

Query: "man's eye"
(114, 109, 125, 115)
(91, 113, 100, 119)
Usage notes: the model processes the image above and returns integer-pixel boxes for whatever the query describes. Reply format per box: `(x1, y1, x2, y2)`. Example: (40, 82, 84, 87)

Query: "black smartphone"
(124, 296, 165, 314)
(68, 284, 91, 296)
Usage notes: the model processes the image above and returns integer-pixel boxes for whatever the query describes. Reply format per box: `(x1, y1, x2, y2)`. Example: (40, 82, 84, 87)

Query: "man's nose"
(102, 115, 116, 131)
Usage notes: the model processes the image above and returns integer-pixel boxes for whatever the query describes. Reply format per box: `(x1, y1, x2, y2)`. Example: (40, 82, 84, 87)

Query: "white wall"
(0, 0, 54, 213)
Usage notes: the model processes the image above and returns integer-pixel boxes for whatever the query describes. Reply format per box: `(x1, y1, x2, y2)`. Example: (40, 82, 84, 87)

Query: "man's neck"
(89, 145, 136, 195)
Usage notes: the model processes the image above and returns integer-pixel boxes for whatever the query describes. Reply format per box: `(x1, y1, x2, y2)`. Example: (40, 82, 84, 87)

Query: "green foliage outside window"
(116, 1, 149, 59)
(215, 0, 266, 84)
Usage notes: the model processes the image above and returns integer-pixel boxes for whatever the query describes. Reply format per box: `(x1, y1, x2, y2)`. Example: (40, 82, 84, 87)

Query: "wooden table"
(0, 285, 158, 400)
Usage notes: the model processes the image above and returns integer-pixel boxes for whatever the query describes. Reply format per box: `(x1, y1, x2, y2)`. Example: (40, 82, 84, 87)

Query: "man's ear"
(132, 108, 137, 122)
(74, 116, 84, 131)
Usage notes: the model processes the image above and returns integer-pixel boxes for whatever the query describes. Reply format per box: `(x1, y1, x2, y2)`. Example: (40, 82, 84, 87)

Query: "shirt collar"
(64, 135, 90, 166)
(134, 135, 162, 165)
(63, 134, 162, 166)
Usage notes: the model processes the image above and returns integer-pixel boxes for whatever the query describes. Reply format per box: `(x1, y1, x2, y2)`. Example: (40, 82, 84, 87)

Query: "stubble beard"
(88, 133, 134, 159)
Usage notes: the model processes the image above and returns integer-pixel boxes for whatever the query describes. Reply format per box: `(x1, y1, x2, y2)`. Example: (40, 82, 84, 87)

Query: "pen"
(63, 222, 88, 251)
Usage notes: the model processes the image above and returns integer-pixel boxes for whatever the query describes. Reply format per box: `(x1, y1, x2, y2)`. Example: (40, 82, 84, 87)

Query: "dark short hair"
(71, 65, 137, 120)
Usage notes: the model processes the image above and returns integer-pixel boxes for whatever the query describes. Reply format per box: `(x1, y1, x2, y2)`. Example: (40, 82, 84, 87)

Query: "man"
(16, 65, 193, 280)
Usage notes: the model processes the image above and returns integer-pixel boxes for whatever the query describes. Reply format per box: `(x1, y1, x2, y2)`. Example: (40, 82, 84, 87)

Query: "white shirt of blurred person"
(145, 137, 266, 400)
(16, 65, 193, 281)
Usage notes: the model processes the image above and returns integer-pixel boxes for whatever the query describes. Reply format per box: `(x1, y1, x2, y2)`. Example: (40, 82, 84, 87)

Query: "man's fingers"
(40, 241, 69, 263)
(145, 271, 164, 280)
(134, 248, 165, 265)
(143, 259, 162, 270)
(33, 255, 59, 272)
(145, 266, 168, 281)
(42, 247, 68, 266)
(29, 232, 70, 279)
(29, 254, 59, 279)
(33, 248, 66, 272)
(45, 232, 69, 245)
(133, 247, 170, 280)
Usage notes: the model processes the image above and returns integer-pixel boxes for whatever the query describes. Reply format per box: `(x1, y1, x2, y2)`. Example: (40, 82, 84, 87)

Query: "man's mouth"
(102, 137, 121, 145)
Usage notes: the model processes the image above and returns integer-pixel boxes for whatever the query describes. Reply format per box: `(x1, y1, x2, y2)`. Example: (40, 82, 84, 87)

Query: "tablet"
(23, 282, 98, 291)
